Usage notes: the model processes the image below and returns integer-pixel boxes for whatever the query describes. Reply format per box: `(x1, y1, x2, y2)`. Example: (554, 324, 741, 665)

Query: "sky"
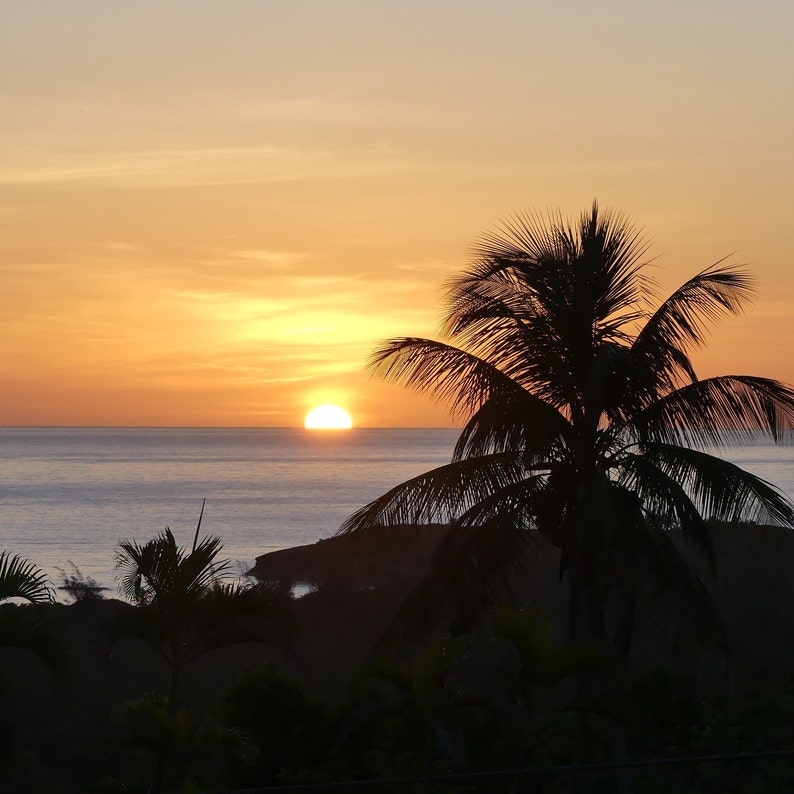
(1, 0, 793, 427)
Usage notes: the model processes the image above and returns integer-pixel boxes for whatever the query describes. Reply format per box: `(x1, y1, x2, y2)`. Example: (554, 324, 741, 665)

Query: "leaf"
(0, 551, 54, 604)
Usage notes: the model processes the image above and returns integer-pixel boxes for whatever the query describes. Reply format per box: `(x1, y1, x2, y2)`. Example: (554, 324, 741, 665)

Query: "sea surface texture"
(1, 427, 792, 600)
(0, 427, 457, 597)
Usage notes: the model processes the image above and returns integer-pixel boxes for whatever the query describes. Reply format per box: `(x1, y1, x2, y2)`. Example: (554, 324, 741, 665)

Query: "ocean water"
(0, 427, 792, 599)
(0, 427, 458, 597)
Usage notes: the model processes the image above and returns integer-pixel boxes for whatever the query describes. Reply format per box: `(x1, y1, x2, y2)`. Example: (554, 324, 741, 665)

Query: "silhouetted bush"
(220, 662, 328, 787)
(56, 561, 107, 602)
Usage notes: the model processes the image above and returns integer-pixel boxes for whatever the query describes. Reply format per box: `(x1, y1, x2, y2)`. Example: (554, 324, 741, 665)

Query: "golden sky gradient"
(2, 1, 793, 427)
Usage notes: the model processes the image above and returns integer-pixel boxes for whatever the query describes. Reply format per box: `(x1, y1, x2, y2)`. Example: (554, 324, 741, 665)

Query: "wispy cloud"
(0, 142, 405, 187)
(231, 249, 310, 267)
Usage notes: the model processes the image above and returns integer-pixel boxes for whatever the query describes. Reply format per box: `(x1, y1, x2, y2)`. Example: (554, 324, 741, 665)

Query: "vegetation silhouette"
(0, 550, 54, 606)
(340, 203, 794, 786)
(55, 561, 108, 602)
(0, 551, 58, 669)
(113, 693, 254, 793)
(0, 552, 61, 786)
(114, 503, 293, 793)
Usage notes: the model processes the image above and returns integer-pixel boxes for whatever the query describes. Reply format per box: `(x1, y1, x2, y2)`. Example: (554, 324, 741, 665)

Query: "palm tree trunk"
(147, 659, 181, 794)
(168, 660, 180, 713)
(569, 563, 633, 794)
(612, 589, 636, 672)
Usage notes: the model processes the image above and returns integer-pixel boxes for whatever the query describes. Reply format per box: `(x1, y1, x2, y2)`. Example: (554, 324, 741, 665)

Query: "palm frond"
(470, 207, 564, 264)
(115, 528, 229, 605)
(339, 452, 529, 534)
(572, 202, 650, 322)
(633, 375, 794, 448)
(116, 529, 181, 605)
(0, 551, 54, 604)
(368, 336, 525, 419)
(357, 479, 552, 650)
(452, 389, 570, 461)
(115, 540, 143, 603)
(442, 286, 573, 400)
(636, 443, 794, 527)
(448, 205, 650, 396)
(636, 263, 754, 352)
(443, 257, 541, 340)
(451, 473, 548, 534)
(616, 451, 716, 574)
(606, 338, 699, 424)
(173, 534, 230, 600)
(468, 203, 649, 311)
(627, 264, 755, 401)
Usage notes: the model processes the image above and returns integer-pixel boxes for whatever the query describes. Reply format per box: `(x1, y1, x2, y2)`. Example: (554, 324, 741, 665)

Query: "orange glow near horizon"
(1, 4, 793, 427)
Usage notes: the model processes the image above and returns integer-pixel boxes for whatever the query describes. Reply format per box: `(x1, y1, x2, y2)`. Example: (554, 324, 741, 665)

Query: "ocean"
(1, 427, 793, 600)
(0, 427, 459, 597)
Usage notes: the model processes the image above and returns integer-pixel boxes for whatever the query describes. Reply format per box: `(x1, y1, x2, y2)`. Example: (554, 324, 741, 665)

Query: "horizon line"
(0, 424, 461, 431)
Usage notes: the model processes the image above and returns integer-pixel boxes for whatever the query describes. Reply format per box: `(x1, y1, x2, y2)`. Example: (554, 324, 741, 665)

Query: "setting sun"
(304, 404, 353, 430)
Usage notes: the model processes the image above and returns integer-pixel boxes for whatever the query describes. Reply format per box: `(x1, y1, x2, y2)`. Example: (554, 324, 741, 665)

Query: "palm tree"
(115, 525, 230, 701)
(115, 512, 292, 708)
(115, 505, 292, 794)
(341, 204, 794, 779)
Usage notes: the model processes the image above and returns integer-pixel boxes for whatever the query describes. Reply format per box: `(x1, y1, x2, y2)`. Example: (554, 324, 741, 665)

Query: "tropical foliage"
(2, 532, 794, 791)
(0, 551, 56, 670)
(114, 508, 293, 793)
(115, 521, 292, 704)
(341, 203, 794, 682)
(0, 551, 54, 605)
(113, 693, 254, 793)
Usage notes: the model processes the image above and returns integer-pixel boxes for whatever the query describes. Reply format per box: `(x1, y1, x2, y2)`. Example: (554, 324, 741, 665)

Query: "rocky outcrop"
(247, 524, 452, 593)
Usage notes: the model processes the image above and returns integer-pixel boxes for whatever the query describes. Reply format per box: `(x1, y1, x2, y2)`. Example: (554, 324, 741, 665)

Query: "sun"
(304, 404, 353, 430)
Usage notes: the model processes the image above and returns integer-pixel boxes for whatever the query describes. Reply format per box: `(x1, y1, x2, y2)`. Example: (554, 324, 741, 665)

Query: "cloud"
(0, 142, 406, 188)
(231, 249, 310, 267)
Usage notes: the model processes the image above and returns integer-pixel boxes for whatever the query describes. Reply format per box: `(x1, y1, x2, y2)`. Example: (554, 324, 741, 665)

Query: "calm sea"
(1, 427, 792, 599)
(0, 428, 458, 597)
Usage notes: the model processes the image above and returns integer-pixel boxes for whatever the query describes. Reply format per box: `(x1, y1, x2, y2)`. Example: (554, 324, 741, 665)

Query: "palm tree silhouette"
(115, 504, 292, 794)
(115, 514, 291, 708)
(341, 204, 794, 779)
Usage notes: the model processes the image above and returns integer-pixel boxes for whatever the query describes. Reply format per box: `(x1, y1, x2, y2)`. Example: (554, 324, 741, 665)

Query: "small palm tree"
(115, 504, 292, 793)
(116, 507, 291, 705)
(341, 204, 794, 780)
(116, 525, 229, 698)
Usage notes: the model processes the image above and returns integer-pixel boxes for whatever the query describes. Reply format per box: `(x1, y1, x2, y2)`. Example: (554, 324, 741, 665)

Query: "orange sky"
(1, 2, 793, 427)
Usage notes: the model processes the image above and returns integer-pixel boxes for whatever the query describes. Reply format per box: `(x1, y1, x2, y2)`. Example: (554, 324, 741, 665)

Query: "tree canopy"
(341, 204, 794, 654)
